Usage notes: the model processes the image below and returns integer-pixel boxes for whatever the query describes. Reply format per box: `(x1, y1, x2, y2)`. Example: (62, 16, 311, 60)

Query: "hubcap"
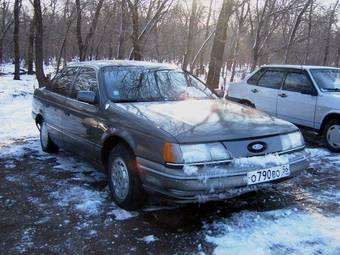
(327, 124, 340, 148)
(111, 158, 129, 200)
(41, 122, 49, 148)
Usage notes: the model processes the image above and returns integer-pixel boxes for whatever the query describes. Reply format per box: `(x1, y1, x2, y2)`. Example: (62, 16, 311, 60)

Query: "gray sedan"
(32, 60, 310, 210)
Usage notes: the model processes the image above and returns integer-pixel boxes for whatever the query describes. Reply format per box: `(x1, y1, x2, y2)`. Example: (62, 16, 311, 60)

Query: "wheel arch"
(239, 99, 256, 108)
(319, 113, 340, 134)
(101, 135, 135, 171)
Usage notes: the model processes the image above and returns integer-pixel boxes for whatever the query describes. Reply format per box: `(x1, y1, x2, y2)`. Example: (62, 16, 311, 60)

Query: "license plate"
(247, 164, 290, 185)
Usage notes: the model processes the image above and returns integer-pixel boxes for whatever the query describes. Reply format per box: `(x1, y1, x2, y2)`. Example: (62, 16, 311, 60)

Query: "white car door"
(227, 69, 264, 104)
(249, 69, 285, 116)
(276, 71, 317, 128)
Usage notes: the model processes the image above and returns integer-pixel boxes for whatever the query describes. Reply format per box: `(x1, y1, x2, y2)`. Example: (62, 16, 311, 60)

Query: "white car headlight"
(180, 143, 231, 164)
(280, 131, 305, 151)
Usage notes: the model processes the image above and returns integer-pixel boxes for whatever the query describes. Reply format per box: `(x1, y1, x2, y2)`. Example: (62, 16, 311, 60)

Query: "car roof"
(261, 64, 340, 70)
(67, 60, 178, 70)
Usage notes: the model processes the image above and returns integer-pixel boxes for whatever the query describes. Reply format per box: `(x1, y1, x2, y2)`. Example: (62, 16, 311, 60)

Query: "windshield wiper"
(323, 88, 340, 92)
(113, 99, 143, 103)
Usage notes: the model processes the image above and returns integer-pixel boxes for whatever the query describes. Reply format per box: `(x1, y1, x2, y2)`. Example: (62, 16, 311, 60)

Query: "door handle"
(278, 93, 288, 98)
(251, 89, 258, 93)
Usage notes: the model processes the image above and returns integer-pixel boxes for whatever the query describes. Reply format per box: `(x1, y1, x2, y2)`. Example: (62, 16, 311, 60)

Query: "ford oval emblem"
(248, 141, 266, 153)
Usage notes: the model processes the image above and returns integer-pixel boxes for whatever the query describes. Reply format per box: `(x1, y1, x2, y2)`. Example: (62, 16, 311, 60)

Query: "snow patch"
(141, 235, 159, 244)
(51, 186, 107, 215)
(205, 209, 340, 255)
(108, 208, 138, 221)
(183, 165, 199, 175)
(233, 153, 289, 168)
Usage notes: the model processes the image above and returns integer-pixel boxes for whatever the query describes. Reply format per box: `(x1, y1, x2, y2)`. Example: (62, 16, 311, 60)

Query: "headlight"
(163, 142, 231, 164)
(280, 131, 305, 151)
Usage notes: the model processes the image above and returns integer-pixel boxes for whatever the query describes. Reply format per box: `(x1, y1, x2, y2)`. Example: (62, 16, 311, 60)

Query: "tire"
(107, 144, 146, 210)
(39, 121, 59, 153)
(324, 119, 340, 153)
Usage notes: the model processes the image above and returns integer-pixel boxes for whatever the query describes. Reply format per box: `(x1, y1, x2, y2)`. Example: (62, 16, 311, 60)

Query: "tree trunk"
(182, 0, 197, 70)
(34, 0, 48, 87)
(75, 0, 84, 60)
(304, 0, 313, 64)
(13, 0, 21, 80)
(206, 0, 234, 90)
(117, 0, 126, 59)
(323, 0, 339, 66)
(129, 1, 142, 60)
(198, 0, 213, 75)
(27, 18, 34, 75)
(284, 0, 311, 64)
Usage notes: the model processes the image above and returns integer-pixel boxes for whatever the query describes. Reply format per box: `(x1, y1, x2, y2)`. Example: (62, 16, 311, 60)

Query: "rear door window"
(283, 72, 313, 93)
(48, 67, 78, 96)
(71, 67, 98, 99)
(247, 69, 264, 85)
(257, 70, 285, 89)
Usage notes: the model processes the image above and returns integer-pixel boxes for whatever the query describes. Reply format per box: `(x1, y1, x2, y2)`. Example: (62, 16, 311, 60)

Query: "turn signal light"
(163, 143, 178, 163)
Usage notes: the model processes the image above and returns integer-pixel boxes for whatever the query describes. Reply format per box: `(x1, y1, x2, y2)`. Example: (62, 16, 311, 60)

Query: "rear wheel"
(107, 144, 145, 210)
(39, 121, 59, 153)
(324, 119, 340, 152)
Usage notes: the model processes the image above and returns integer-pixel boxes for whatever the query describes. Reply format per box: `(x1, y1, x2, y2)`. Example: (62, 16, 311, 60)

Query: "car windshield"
(101, 66, 216, 102)
(310, 69, 340, 91)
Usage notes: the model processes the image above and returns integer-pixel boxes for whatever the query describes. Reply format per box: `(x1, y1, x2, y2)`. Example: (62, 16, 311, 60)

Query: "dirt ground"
(0, 132, 339, 255)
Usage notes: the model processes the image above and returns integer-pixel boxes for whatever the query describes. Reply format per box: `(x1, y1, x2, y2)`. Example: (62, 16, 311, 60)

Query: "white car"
(227, 65, 340, 152)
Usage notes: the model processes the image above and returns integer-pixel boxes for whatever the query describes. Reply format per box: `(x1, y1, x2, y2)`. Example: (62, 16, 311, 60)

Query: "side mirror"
(77, 91, 97, 104)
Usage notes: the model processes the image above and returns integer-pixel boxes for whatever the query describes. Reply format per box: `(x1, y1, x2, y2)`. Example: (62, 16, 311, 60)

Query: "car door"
(249, 69, 285, 115)
(43, 67, 79, 148)
(61, 67, 103, 162)
(276, 71, 317, 128)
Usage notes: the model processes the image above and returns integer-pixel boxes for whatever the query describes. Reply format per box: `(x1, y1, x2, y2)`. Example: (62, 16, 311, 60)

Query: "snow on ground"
(205, 209, 340, 255)
(140, 235, 159, 244)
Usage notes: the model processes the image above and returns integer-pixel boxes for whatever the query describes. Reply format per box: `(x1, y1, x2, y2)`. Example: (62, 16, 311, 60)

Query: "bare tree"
(249, 0, 288, 71)
(76, 0, 105, 61)
(230, 0, 249, 82)
(128, 0, 173, 60)
(26, 17, 34, 75)
(33, 0, 48, 87)
(303, 0, 314, 64)
(182, 0, 198, 70)
(283, 0, 312, 64)
(323, 0, 339, 65)
(117, 0, 127, 59)
(198, 0, 213, 75)
(206, 0, 234, 90)
(13, 0, 21, 80)
(0, 0, 12, 63)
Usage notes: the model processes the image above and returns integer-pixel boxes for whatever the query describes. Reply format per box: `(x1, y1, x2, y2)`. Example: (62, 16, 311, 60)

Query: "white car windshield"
(102, 66, 216, 102)
(310, 69, 340, 91)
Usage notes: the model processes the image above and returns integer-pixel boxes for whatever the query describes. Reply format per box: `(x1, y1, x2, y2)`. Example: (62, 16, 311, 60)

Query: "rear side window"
(283, 72, 313, 93)
(257, 70, 285, 89)
(247, 69, 264, 85)
(48, 67, 78, 96)
(71, 67, 98, 99)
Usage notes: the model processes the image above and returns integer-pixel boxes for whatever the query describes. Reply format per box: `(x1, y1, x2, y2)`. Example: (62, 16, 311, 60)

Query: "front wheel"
(107, 144, 146, 210)
(324, 119, 340, 152)
(39, 121, 59, 153)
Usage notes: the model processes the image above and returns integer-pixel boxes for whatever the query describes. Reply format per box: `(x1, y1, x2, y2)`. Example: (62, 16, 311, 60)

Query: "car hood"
(116, 99, 298, 143)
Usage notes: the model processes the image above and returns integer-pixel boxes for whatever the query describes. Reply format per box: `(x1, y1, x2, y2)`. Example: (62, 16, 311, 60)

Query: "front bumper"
(137, 149, 310, 203)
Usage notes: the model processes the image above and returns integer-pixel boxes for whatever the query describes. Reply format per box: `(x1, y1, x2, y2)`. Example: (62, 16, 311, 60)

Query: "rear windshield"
(101, 66, 215, 102)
